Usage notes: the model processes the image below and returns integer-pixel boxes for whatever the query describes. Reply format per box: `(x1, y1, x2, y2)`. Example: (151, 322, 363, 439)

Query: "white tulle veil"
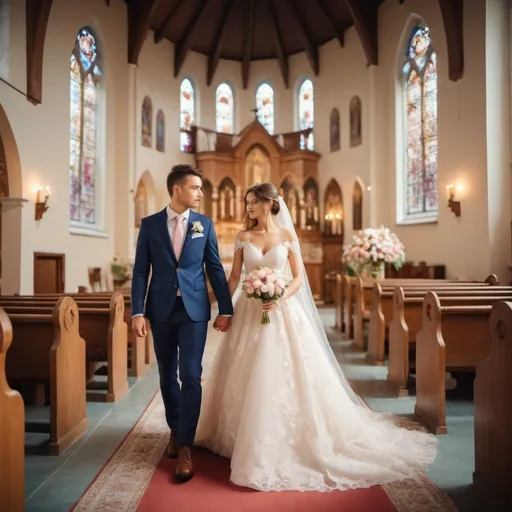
(273, 196, 361, 406)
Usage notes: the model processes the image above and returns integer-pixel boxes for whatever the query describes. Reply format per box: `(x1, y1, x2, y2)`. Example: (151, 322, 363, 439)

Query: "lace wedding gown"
(194, 238, 437, 492)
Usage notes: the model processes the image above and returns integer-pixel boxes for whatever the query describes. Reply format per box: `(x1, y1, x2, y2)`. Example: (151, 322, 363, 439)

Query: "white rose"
(260, 284, 269, 293)
(266, 274, 276, 283)
(246, 286, 255, 295)
(252, 279, 262, 289)
(258, 269, 267, 279)
(276, 279, 285, 288)
(267, 283, 275, 297)
(265, 267, 273, 274)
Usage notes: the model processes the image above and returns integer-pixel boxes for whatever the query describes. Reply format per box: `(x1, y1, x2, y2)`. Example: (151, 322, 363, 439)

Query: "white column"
(235, 186, 242, 220)
(212, 188, 218, 221)
(127, 63, 137, 259)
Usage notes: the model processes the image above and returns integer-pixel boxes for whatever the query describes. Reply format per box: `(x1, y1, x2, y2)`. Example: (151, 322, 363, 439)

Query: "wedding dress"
(194, 199, 437, 492)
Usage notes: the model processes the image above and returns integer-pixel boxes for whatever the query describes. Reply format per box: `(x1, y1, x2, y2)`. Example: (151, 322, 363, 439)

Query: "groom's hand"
(132, 316, 147, 338)
(213, 315, 231, 332)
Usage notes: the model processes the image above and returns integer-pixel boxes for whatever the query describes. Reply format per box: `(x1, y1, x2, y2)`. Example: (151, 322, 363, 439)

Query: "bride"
(194, 182, 437, 492)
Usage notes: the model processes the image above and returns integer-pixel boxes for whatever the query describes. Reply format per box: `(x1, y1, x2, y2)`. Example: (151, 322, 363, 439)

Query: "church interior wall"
(0, 0, 510, 292)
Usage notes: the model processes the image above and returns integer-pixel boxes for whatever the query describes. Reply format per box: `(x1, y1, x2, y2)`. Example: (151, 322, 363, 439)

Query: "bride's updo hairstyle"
(243, 182, 280, 230)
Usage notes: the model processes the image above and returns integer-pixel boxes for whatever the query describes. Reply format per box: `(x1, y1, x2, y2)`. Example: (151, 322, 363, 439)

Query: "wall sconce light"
(35, 186, 51, 220)
(446, 184, 461, 217)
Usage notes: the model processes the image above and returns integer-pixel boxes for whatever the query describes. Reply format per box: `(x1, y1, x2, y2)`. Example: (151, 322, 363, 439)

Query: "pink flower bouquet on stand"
(242, 267, 287, 324)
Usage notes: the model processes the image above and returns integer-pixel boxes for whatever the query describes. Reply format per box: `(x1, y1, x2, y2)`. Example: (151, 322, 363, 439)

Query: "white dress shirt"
(167, 205, 190, 296)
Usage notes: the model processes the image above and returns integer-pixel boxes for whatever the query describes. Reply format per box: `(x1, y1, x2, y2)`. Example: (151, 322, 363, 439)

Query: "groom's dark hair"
(167, 164, 203, 196)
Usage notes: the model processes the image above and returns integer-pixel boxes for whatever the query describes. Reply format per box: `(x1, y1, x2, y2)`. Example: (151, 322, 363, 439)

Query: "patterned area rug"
(71, 393, 457, 512)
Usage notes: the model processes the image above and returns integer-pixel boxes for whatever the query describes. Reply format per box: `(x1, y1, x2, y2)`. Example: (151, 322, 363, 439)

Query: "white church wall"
(0, 0, 129, 293)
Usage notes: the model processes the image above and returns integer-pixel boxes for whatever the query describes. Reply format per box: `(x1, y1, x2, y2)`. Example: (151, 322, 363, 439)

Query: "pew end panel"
(473, 301, 512, 499)
(388, 287, 412, 397)
(0, 309, 25, 512)
(367, 283, 386, 366)
(415, 293, 492, 435)
(414, 293, 447, 434)
(50, 297, 88, 454)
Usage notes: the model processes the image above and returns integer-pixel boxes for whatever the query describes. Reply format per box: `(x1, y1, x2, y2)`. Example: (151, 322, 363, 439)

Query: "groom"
(131, 164, 233, 483)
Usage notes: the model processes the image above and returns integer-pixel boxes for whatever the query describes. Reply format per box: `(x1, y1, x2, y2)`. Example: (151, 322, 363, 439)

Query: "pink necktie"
(173, 215, 185, 260)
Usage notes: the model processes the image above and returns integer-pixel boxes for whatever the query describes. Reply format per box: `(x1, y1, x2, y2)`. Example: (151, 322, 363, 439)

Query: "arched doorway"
(0, 103, 23, 295)
(134, 170, 157, 244)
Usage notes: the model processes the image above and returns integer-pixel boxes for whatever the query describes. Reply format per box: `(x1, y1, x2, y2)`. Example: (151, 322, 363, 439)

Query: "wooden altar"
(192, 120, 344, 299)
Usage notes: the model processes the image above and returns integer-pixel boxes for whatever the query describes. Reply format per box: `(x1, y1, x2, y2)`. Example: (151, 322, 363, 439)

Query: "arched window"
(298, 78, 314, 130)
(255, 83, 274, 134)
(69, 27, 101, 229)
(215, 82, 234, 134)
(180, 78, 195, 153)
(400, 25, 438, 220)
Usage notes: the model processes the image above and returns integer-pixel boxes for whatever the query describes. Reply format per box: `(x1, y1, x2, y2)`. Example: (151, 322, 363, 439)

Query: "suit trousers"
(150, 297, 208, 446)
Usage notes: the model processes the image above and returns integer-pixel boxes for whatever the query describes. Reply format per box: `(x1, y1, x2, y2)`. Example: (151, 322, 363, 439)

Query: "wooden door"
(34, 253, 65, 294)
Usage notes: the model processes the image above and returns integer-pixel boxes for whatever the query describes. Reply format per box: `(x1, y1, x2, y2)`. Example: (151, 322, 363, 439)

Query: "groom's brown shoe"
(175, 447, 194, 483)
(166, 428, 179, 459)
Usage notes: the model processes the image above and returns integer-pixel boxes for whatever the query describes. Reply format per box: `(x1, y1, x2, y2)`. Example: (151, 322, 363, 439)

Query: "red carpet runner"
(72, 393, 456, 512)
(138, 447, 397, 512)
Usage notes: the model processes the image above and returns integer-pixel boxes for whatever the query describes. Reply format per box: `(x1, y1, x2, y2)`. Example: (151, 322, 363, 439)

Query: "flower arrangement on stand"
(342, 227, 405, 279)
(110, 254, 133, 289)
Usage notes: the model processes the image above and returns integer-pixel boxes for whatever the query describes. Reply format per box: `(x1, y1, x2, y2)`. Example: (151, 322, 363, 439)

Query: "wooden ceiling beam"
(207, 0, 235, 86)
(174, 0, 208, 77)
(241, 0, 255, 89)
(345, 0, 378, 66)
(127, 0, 161, 65)
(283, 0, 319, 75)
(268, 0, 289, 89)
(154, 0, 185, 44)
(318, 0, 344, 48)
(438, 0, 464, 81)
(25, 0, 54, 105)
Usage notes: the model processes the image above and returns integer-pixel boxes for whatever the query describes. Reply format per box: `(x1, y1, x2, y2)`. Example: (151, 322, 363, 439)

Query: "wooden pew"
(414, 292, 494, 434)
(387, 286, 512, 398)
(356, 275, 499, 350)
(0, 308, 25, 512)
(0, 293, 129, 403)
(28, 292, 152, 373)
(5, 297, 88, 455)
(368, 280, 509, 366)
(473, 301, 512, 500)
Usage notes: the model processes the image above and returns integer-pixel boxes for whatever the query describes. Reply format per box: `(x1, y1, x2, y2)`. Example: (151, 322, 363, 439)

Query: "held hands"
(132, 316, 147, 338)
(213, 315, 231, 332)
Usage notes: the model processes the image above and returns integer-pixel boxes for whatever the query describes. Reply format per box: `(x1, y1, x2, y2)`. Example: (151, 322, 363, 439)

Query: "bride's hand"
(262, 293, 287, 312)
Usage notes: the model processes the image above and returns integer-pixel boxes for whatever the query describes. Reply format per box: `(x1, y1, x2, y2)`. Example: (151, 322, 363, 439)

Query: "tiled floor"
(23, 308, 497, 511)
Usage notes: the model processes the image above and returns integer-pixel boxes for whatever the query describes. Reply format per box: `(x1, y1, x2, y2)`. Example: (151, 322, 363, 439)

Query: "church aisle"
(25, 309, 474, 511)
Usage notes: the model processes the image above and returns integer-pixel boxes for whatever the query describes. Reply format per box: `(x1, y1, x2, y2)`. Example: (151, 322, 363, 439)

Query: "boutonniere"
(191, 220, 205, 239)
(191, 220, 204, 233)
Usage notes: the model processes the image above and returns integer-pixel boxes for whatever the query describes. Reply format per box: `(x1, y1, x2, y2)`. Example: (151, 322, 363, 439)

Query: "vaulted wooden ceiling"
(24, 0, 464, 104)
(127, 0, 384, 88)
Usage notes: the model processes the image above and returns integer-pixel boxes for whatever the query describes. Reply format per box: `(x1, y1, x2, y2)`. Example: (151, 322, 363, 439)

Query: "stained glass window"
(180, 78, 195, 153)
(255, 83, 274, 134)
(403, 25, 438, 216)
(298, 78, 314, 130)
(215, 82, 234, 134)
(69, 27, 100, 225)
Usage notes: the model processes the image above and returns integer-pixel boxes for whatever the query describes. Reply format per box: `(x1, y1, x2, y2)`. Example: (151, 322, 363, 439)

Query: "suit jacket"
(131, 208, 233, 323)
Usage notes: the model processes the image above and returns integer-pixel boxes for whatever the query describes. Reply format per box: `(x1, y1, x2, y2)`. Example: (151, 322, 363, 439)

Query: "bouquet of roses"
(242, 266, 287, 324)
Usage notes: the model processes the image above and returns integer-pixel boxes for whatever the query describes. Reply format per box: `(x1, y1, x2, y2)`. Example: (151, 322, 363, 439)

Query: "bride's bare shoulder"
(279, 229, 295, 242)
(236, 230, 251, 242)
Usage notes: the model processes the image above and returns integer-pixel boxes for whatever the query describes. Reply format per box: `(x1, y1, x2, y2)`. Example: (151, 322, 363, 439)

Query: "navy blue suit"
(131, 208, 233, 446)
